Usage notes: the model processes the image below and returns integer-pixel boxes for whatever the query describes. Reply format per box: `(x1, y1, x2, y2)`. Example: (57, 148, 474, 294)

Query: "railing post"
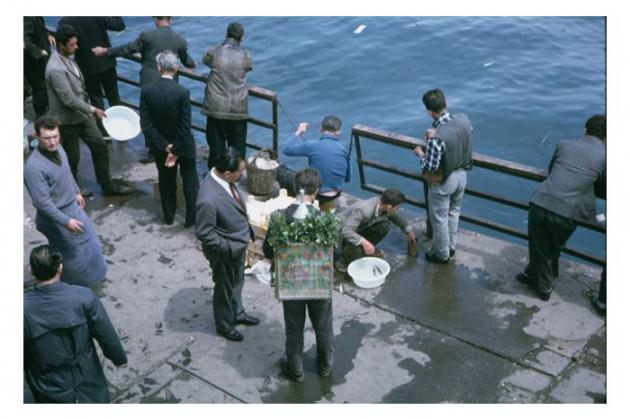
(354, 133, 366, 189)
(272, 98, 279, 154)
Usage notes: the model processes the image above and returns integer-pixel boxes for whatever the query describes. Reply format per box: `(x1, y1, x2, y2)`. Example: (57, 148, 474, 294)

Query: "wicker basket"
(246, 150, 278, 196)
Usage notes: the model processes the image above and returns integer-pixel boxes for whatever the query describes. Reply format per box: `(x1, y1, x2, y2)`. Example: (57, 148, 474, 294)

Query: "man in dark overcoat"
(24, 245, 127, 403)
(140, 50, 199, 226)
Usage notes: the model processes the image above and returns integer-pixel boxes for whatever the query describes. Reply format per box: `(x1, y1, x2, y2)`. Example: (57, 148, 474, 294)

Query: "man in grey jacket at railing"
(516, 115, 606, 302)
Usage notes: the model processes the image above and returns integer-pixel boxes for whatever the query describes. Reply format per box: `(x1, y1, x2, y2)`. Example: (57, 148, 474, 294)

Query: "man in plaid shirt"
(414, 89, 473, 263)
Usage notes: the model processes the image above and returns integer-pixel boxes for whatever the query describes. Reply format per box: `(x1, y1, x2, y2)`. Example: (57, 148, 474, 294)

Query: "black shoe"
(79, 187, 93, 198)
(139, 156, 154, 164)
(516, 272, 533, 286)
(537, 291, 551, 302)
(449, 248, 456, 258)
(280, 361, 304, 383)
(591, 296, 606, 316)
(235, 313, 260, 326)
(218, 329, 244, 342)
(318, 365, 332, 377)
(425, 252, 449, 264)
(184, 220, 195, 228)
(103, 185, 133, 196)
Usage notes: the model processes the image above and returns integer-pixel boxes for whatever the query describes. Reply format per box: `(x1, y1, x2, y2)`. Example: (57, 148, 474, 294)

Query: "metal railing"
(117, 53, 279, 153)
(352, 125, 605, 266)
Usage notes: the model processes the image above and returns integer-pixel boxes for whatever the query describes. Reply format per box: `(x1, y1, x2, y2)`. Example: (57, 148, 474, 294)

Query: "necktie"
(229, 183, 243, 208)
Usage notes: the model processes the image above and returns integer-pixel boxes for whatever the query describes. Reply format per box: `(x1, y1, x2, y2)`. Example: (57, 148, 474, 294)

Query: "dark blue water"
(46, 16, 606, 261)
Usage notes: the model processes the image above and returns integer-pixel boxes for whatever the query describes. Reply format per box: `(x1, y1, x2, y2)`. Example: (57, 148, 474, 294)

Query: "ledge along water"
(23, 54, 606, 401)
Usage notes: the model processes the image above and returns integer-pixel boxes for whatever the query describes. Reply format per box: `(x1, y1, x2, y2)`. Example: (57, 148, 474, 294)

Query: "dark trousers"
(59, 118, 113, 191)
(152, 152, 199, 225)
(24, 60, 48, 118)
(209, 252, 245, 335)
(525, 204, 576, 294)
(84, 68, 121, 135)
(282, 299, 334, 375)
(205, 117, 247, 169)
(596, 267, 606, 304)
(341, 219, 391, 264)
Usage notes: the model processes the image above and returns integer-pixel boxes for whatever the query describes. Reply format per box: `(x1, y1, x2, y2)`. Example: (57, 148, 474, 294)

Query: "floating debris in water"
(483, 62, 495, 68)
(354, 24, 367, 34)
(538, 130, 552, 147)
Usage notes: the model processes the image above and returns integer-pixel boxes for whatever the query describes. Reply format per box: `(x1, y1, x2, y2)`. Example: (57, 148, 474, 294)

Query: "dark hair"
(380, 189, 406, 206)
(34, 115, 59, 136)
(585, 114, 606, 140)
(422, 88, 447, 113)
(215, 147, 244, 173)
(227, 22, 244, 42)
(294, 168, 321, 195)
(55, 24, 79, 47)
(30, 244, 62, 281)
(321, 115, 342, 133)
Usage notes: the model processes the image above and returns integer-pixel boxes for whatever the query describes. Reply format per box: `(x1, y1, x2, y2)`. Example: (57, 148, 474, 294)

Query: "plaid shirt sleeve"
(421, 137, 445, 173)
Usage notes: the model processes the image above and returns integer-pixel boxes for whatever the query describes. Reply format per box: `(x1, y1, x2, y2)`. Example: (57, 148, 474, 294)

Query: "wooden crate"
(274, 244, 333, 300)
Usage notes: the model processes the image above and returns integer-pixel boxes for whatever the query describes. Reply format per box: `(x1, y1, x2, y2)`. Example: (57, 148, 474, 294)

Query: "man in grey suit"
(516, 115, 606, 301)
(196, 148, 259, 342)
(92, 16, 196, 87)
(46, 24, 131, 196)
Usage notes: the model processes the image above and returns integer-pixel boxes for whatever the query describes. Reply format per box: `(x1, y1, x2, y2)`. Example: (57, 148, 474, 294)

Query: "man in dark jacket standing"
(24, 245, 127, 403)
(24, 17, 56, 117)
(262, 168, 335, 383)
(201, 22, 252, 169)
(140, 50, 199, 227)
(92, 16, 196, 87)
(58, 16, 126, 138)
(516, 115, 606, 301)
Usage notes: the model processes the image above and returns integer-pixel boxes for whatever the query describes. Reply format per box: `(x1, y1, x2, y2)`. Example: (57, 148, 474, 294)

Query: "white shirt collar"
(210, 168, 232, 195)
(161, 74, 174, 80)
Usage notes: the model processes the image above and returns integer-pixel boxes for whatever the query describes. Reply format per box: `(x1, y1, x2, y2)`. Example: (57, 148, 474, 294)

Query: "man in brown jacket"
(201, 22, 252, 170)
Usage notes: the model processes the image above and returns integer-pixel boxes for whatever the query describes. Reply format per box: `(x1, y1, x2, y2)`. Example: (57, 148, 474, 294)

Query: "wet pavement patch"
(260, 318, 373, 403)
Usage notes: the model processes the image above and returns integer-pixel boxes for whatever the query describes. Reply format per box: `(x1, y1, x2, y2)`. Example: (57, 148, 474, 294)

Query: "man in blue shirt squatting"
(282, 115, 350, 213)
(413, 88, 473, 264)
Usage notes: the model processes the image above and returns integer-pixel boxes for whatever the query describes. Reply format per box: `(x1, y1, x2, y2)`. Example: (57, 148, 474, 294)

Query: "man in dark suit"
(516, 115, 606, 301)
(45, 24, 131, 196)
(140, 50, 199, 227)
(92, 16, 196, 87)
(58, 17, 125, 138)
(196, 148, 259, 342)
(24, 17, 56, 117)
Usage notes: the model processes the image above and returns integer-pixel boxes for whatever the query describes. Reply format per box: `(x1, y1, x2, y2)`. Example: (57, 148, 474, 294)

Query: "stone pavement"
(22, 140, 606, 404)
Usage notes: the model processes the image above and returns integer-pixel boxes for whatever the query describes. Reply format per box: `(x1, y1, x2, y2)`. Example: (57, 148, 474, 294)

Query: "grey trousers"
(209, 253, 245, 334)
(282, 299, 334, 375)
(428, 168, 467, 260)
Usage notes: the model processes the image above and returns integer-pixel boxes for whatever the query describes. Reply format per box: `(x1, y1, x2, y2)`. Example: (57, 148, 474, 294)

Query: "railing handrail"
(351, 124, 605, 266)
(115, 52, 279, 153)
(121, 52, 278, 102)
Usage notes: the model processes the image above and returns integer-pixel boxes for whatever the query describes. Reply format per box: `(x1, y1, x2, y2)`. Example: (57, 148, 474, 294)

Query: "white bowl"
(348, 257, 391, 289)
(103, 106, 141, 141)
